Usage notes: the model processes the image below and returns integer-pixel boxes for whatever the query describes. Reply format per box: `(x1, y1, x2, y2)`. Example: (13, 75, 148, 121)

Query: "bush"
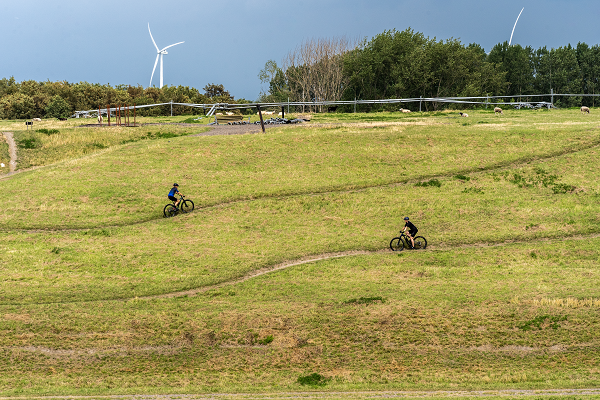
(415, 179, 442, 187)
(36, 129, 59, 135)
(45, 95, 71, 119)
(343, 296, 385, 305)
(0, 93, 36, 119)
(297, 373, 330, 386)
(18, 137, 41, 149)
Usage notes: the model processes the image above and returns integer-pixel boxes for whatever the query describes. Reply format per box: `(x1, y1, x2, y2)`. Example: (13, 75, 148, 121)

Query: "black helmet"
(173, 183, 179, 186)
(404, 217, 409, 220)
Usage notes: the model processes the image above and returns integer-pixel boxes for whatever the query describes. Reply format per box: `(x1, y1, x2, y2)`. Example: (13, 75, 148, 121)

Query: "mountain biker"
(402, 217, 418, 249)
(168, 183, 183, 208)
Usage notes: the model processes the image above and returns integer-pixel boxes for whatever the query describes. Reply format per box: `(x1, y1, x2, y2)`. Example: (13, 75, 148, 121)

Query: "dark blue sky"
(1, 0, 598, 100)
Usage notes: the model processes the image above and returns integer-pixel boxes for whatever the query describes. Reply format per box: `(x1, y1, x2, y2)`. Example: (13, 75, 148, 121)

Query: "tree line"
(259, 28, 600, 111)
(0, 80, 245, 119)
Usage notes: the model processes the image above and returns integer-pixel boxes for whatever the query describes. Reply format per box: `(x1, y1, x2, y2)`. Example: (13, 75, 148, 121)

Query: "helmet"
(404, 217, 409, 220)
(173, 183, 179, 187)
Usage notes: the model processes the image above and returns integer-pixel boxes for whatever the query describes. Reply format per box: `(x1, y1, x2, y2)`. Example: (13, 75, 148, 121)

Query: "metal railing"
(73, 92, 597, 118)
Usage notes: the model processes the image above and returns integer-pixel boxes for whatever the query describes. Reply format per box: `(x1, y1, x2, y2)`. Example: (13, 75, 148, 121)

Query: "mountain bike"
(389, 232, 427, 251)
(163, 194, 194, 218)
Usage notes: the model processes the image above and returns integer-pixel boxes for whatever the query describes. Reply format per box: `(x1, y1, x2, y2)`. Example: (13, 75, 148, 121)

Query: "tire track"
(2, 388, 600, 399)
(4, 231, 600, 306)
(3, 135, 600, 233)
(139, 231, 600, 301)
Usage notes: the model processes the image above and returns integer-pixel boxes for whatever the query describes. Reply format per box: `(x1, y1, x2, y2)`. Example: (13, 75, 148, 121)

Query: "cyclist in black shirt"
(402, 217, 418, 249)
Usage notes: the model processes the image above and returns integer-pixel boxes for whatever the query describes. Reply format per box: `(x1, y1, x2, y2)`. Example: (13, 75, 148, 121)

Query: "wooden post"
(107, 105, 111, 126)
(118, 105, 121, 126)
(281, 106, 284, 119)
(134, 102, 136, 126)
(256, 105, 265, 133)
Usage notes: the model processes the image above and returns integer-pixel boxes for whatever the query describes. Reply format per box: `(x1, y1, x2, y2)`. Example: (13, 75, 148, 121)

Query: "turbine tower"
(148, 23, 184, 88)
(509, 7, 524, 46)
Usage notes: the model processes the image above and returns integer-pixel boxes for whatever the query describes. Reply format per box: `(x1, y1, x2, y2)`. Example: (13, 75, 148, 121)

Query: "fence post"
(419, 96, 422, 112)
(354, 97, 356, 113)
(256, 105, 265, 133)
(170, 100, 173, 117)
(551, 88, 554, 107)
(486, 95, 489, 109)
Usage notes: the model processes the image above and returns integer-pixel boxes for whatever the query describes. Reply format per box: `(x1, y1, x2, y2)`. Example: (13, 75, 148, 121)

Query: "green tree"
(0, 77, 18, 98)
(576, 42, 600, 106)
(533, 45, 581, 107)
(258, 60, 289, 103)
(0, 93, 36, 119)
(343, 29, 506, 110)
(487, 42, 534, 96)
(203, 83, 231, 99)
(44, 95, 71, 118)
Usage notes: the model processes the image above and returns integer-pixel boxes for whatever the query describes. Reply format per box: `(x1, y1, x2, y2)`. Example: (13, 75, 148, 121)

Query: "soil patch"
(1, 132, 17, 175)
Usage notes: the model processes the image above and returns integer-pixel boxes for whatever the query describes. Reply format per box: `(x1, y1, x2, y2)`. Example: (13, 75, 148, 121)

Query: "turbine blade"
(161, 41, 184, 51)
(509, 7, 524, 46)
(148, 23, 159, 52)
(150, 54, 159, 87)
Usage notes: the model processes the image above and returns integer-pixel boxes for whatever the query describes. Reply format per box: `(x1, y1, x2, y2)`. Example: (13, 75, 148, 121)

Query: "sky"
(0, 0, 599, 101)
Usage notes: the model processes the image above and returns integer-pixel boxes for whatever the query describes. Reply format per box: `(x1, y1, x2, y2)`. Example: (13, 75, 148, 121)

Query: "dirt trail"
(141, 231, 600, 301)
(2, 388, 600, 399)
(1, 132, 17, 175)
(7, 231, 600, 306)
(142, 250, 374, 300)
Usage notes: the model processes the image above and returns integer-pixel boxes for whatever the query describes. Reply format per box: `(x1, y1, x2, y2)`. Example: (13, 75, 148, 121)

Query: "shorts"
(408, 229, 418, 237)
(168, 195, 177, 201)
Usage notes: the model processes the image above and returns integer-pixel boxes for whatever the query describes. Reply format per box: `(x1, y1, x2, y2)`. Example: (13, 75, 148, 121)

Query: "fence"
(73, 92, 598, 118)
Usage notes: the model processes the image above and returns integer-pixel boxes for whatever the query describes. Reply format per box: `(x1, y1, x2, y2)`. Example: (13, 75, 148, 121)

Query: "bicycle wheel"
(180, 199, 195, 213)
(163, 204, 177, 218)
(389, 237, 405, 252)
(413, 236, 427, 250)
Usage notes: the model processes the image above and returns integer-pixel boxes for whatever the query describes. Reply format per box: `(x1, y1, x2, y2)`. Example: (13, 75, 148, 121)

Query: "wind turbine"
(509, 7, 524, 46)
(148, 23, 184, 88)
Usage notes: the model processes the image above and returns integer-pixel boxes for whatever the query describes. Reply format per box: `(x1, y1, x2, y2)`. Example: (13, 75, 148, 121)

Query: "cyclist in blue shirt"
(402, 217, 418, 249)
(168, 183, 183, 208)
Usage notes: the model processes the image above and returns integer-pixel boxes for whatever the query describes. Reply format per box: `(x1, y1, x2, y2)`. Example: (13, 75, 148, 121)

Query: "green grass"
(1, 109, 600, 395)
(2, 109, 600, 229)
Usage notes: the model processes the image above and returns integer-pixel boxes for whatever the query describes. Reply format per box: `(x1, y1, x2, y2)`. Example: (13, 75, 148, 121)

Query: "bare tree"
(283, 37, 356, 112)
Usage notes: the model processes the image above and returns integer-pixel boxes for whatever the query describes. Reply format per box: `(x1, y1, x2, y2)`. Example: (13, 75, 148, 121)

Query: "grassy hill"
(0, 109, 599, 396)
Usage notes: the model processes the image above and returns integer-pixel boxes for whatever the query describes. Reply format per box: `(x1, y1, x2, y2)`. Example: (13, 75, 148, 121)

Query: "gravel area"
(191, 123, 277, 136)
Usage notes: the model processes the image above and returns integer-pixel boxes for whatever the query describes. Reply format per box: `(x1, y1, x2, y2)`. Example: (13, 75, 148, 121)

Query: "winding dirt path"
(139, 231, 600, 301)
(2, 126, 599, 399)
(11, 231, 594, 306)
(1, 131, 17, 174)
(142, 250, 374, 300)
(5, 134, 600, 234)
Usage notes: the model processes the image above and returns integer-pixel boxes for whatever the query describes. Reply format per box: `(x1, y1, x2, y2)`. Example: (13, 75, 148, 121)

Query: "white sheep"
(581, 106, 590, 114)
(399, 108, 411, 113)
(226, 112, 234, 116)
(494, 107, 503, 115)
(459, 112, 468, 117)
(32, 118, 41, 122)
